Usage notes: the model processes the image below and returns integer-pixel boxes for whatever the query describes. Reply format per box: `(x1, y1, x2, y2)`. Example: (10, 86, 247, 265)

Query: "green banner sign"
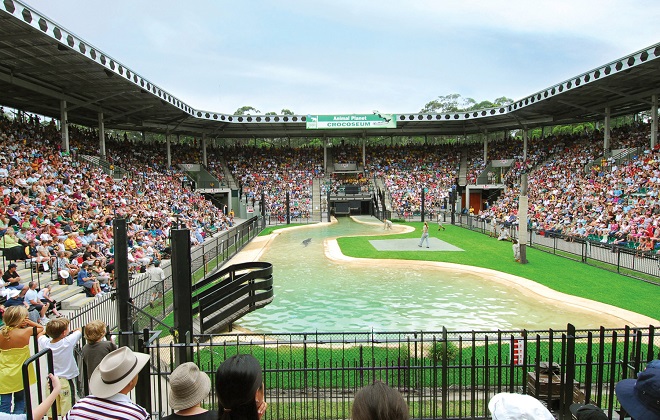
(306, 114, 397, 129)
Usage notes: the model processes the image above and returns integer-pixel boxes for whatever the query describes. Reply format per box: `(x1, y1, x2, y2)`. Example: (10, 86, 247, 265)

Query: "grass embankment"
(337, 222, 660, 321)
(259, 224, 305, 236)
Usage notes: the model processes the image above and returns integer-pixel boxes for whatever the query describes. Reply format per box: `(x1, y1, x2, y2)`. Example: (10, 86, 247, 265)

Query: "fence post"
(261, 192, 266, 230)
(441, 327, 449, 419)
(562, 323, 576, 419)
(286, 191, 290, 225)
(171, 228, 193, 365)
(113, 218, 132, 348)
(421, 188, 425, 223)
(135, 329, 152, 413)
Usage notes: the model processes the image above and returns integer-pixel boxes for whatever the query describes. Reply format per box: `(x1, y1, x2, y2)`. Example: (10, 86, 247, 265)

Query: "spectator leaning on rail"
(37, 317, 82, 417)
(81, 320, 116, 381)
(0, 374, 61, 420)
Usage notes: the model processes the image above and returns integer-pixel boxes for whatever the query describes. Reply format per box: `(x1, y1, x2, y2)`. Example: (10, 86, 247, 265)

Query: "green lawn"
(336, 222, 660, 321)
(259, 223, 305, 236)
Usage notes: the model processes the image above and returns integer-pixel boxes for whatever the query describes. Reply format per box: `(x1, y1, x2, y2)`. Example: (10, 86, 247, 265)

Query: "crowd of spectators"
(226, 146, 324, 221)
(3, 107, 660, 260)
(480, 124, 660, 253)
(0, 111, 235, 300)
(365, 145, 460, 218)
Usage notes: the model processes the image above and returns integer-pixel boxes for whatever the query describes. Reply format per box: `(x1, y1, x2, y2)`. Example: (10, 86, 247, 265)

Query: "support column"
(166, 133, 172, 168)
(113, 218, 131, 347)
(652, 94, 658, 149)
(465, 186, 470, 216)
(202, 134, 207, 166)
(604, 107, 611, 155)
(518, 174, 529, 264)
(171, 229, 193, 364)
(483, 131, 488, 163)
(362, 136, 366, 169)
(98, 112, 106, 158)
(60, 100, 69, 153)
(523, 129, 528, 162)
(323, 140, 327, 171)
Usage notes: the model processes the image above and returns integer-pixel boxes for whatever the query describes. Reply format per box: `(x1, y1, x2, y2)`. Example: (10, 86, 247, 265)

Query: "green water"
(236, 218, 617, 333)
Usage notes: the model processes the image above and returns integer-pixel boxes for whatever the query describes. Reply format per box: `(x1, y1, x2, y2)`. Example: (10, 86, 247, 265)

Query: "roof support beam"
(104, 105, 154, 122)
(66, 91, 127, 112)
(557, 99, 606, 117)
(596, 86, 653, 106)
(0, 69, 102, 112)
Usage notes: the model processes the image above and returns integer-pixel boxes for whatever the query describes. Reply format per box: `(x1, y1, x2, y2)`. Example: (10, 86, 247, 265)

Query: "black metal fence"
(67, 216, 264, 331)
(194, 261, 274, 333)
(126, 324, 659, 419)
(453, 213, 660, 283)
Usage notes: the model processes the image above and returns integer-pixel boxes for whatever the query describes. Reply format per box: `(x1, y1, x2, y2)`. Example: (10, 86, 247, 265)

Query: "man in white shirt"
(147, 261, 165, 308)
(24, 281, 49, 324)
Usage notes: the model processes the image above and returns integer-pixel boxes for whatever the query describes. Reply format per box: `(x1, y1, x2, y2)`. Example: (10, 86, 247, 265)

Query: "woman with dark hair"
(352, 381, 409, 420)
(215, 354, 267, 420)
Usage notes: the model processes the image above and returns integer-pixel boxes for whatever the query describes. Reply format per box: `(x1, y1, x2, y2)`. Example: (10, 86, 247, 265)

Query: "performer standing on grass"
(418, 222, 430, 248)
(512, 239, 521, 262)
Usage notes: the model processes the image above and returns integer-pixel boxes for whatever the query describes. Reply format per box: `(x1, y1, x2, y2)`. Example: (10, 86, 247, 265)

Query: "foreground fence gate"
(132, 323, 659, 420)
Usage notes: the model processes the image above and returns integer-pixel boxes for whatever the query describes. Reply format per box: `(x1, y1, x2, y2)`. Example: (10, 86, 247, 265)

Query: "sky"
(22, 0, 660, 116)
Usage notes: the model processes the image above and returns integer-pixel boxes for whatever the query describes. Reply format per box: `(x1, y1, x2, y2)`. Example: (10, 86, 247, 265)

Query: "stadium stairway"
(373, 177, 392, 213)
(312, 178, 322, 221)
(2, 261, 96, 318)
(217, 157, 238, 189)
(458, 148, 468, 187)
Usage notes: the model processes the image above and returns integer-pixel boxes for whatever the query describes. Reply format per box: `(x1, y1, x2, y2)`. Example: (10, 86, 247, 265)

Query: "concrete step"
(61, 293, 95, 310)
(13, 266, 57, 286)
(50, 285, 85, 303)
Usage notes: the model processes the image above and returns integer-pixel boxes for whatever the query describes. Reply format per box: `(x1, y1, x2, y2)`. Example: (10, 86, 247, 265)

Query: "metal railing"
(125, 324, 659, 419)
(194, 261, 274, 333)
(67, 217, 264, 331)
(453, 213, 660, 283)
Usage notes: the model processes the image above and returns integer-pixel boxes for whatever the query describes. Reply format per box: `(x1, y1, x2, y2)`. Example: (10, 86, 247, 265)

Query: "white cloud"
(18, 0, 660, 115)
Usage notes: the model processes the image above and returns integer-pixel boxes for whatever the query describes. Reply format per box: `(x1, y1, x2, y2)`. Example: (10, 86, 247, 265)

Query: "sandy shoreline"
(227, 218, 660, 329)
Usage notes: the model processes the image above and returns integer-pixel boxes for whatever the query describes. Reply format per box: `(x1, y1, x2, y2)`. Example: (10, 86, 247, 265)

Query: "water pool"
(234, 218, 629, 333)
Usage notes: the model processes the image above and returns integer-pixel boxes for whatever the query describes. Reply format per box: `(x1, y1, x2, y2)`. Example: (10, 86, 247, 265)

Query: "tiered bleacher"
(0, 110, 235, 321)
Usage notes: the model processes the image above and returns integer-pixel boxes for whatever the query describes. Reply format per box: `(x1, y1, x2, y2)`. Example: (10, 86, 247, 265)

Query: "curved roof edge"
(2, 0, 660, 137)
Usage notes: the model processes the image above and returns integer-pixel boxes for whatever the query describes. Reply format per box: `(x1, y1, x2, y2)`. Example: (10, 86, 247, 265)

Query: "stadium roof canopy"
(1, 0, 660, 139)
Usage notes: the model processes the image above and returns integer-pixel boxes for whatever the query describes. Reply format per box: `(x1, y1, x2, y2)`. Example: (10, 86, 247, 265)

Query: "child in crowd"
(37, 318, 82, 417)
(81, 320, 117, 380)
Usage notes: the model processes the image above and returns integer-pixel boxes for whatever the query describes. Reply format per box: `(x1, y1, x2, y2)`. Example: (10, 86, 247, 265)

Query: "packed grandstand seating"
(0, 110, 235, 307)
(2, 108, 660, 299)
(3, 109, 660, 405)
(225, 146, 324, 220)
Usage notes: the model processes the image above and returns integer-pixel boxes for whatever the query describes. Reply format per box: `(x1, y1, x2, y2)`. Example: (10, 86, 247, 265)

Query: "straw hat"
(58, 270, 70, 279)
(168, 362, 211, 411)
(89, 347, 150, 398)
